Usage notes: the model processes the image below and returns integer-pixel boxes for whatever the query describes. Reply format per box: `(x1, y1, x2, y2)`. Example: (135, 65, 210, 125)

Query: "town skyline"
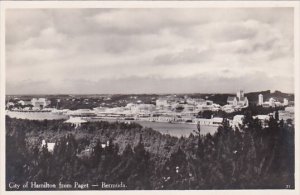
(6, 8, 294, 94)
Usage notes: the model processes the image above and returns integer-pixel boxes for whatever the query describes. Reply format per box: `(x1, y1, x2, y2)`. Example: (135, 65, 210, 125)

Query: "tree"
(198, 110, 214, 119)
(193, 122, 203, 158)
(274, 110, 279, 121)
(161, 147, 190, 189)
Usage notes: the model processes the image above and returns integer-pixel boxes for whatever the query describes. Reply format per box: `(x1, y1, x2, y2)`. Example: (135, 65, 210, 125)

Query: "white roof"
(67, 109, 95, 115)
(41, 140, 55, 152)
(253, 115, 270, 120)
(47, 143, 56, 152)
(64, 117, 87, 124)
(234, 115, 244, 120)
(223, 105, 234, 108)
(212, 117, 223, 123)
(285, 107, 294, 113)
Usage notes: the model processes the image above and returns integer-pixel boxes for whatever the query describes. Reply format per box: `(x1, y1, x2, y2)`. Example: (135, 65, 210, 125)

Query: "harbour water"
(6, 111, 219, 137)
(89, 118, 219, 137)
(6, 111, 68, 120)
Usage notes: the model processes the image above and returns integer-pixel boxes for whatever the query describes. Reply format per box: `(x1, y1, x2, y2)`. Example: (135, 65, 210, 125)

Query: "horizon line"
(5, 90, 294, 96)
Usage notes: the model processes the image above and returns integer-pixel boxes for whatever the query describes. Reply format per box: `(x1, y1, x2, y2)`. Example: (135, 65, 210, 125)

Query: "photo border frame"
(0, 1, 299, 195)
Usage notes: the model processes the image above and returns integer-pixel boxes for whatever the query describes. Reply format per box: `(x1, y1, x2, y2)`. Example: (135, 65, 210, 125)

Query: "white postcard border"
(0, 1, 299, 195)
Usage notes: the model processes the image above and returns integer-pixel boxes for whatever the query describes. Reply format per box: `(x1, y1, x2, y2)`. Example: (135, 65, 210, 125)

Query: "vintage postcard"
(0, 1, 299, 195)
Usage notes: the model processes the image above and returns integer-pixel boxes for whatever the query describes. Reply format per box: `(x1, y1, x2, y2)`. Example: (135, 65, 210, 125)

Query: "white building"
(227, 97, 238, 106)
(253, 115, 270, 127)
(283, 98, 289, 106)
(237, 97, 249, 107)
(41, 140, 56, 153)
(193, 117, 223, 127)
(31, 98, 51, 109)
(126, 103, 156, 113)
(156, 96, 184, 111)
(227, 90, 248, 108)
(156, 98, 170, 110)
(274, 101, 282, 107)
(261, 97, 280, 108)
(237, 90, 244, 100)
(6, 102, 15, 108)
(18, 100, 32, 106)
(285, 106, 294, 113)
(258, 94, 263, 105)
(222, 105, 235, 113)
(150, 114, 176, 123)
(262, 102, 271, 108)
(232, 115, 244, 128)
(183, 104, 196, 112)
(278, 108, 294, 124)
(269, 98, 276, 107)
(186, 98, 206, 106)
(64, 117, 87, 128)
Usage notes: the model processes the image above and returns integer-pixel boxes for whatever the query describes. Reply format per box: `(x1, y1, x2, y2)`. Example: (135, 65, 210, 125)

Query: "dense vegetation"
(6, 94, 159, 110)
(6, 113, 294, 190)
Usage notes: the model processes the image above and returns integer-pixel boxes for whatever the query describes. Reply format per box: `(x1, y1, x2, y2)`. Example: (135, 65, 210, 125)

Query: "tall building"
(237, 90, 244, 100)
(227, 97, 238, 106)
(31, 98, 51, 109)
(258, 94, 263, 105)
(283, 98, 289, 106)
(269, 98, 276, 107)
(227, 90, 248, 107)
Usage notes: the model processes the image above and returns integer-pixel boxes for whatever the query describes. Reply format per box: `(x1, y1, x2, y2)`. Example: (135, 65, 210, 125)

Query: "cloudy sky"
(6, 8, 294, 94)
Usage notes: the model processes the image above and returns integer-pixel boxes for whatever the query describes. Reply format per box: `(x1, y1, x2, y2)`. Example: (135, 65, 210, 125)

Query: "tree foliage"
(6, 114, 294, 190)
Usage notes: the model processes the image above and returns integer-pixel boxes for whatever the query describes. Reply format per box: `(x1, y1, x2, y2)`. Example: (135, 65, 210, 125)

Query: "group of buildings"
(6, 98, 51, 110)
(91, 95, 223, 124)
(257, 94, 289, 107)
(223, 90, 249, 113)
(5, 90, 295, 128)
(155, 96, 218, 113)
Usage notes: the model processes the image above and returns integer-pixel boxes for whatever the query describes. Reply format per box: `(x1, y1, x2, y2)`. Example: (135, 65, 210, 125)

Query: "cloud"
(5, 8, 294, 94)
(6, 72, 293, 95)
(153, 47, 213, 66)
(6, 10, 54, 45)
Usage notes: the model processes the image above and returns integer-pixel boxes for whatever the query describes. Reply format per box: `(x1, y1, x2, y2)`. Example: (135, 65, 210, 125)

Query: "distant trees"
(175, 106, 184, 112)
(197, 110, 214, 119)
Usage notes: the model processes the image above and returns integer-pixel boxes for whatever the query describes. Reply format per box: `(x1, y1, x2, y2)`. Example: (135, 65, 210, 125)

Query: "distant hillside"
(246, 90, 294, 104)
(182, 90, 294, 106)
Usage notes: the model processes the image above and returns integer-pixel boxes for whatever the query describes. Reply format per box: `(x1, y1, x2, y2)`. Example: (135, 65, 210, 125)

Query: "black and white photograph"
(0, 1, 299, 193)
